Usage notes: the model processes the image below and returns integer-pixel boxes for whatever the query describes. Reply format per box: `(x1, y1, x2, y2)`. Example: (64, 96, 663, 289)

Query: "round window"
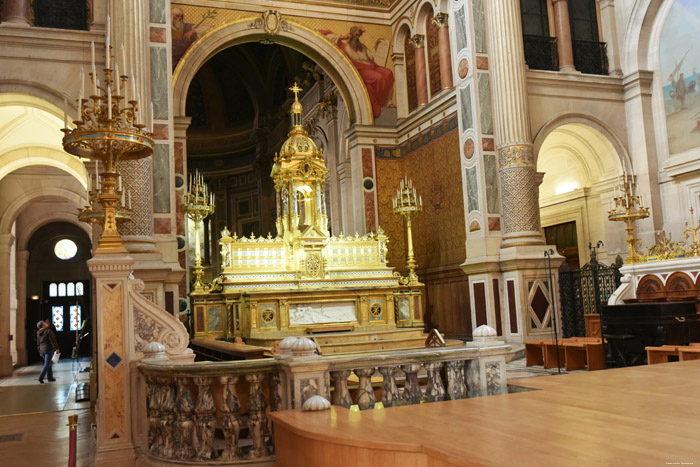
(54, 239, 78, 260)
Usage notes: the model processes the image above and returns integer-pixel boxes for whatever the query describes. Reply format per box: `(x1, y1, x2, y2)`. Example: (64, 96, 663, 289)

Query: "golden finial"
(289, 82, 302, 100)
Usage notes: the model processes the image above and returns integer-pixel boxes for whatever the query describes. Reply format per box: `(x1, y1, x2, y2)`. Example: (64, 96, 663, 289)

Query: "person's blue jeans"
(39, 350, 54, 382)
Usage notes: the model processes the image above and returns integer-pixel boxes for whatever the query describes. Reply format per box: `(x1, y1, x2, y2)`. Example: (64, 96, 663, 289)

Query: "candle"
(79, 66, 84, 103)
(115, 62, 119, 92)
(121, 189, 125, 206)
(149, 101, 154, 129)
(91, 41, 95, 70)
(136, 91, 141, 124)
(128, 190, 131, 209)
(118, 175, 122, 192)
(120, 44, 126, 76)
(63, 97, 68, 128)
(107, 85, 112, 119)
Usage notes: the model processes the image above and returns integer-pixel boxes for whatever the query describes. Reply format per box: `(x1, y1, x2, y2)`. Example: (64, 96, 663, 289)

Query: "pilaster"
(0, 234, 15, 376)
(598, 0, 622, 77)
(14, 250, 29, 366)
(432, 12, 454, 89)
(410, 34, 429, 106)
(89, 254, 137, 466)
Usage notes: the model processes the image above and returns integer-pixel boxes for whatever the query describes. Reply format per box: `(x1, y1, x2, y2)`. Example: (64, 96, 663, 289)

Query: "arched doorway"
(536, 121, 627, 267)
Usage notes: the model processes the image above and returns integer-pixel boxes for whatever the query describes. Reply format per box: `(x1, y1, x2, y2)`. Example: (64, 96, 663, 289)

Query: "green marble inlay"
(472, 0, 487, 54)
(478, 73, 493, 135)
(460, 84, 473, 131)
(466, 165, 480, 213)
(150, 47, 169, 120)
(153, 144, 170, 213)
(150, 0, 166, 24)
(484, 153, 500, 214)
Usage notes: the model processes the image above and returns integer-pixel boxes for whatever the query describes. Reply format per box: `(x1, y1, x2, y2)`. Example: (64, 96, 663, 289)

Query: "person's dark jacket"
(37, 327, 59, 353)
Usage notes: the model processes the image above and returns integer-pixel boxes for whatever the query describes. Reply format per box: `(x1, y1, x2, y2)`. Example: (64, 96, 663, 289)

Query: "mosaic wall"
(374, 114, 465, 264)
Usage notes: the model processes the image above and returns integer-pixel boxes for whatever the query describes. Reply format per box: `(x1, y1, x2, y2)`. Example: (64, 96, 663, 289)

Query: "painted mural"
(660, 0, 700, 155)
(320, 27, 395, 118)
(170, 3, 396, 116)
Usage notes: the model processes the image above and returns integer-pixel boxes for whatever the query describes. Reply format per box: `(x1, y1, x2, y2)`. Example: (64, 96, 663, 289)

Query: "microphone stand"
(545, 249, 562, 374)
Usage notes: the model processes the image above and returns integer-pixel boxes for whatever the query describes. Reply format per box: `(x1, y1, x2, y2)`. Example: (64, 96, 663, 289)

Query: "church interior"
(1, 0, 700, 465)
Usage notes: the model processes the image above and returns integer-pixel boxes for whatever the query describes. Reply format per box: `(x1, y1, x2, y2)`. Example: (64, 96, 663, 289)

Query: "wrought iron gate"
(559, 246, 621, 338)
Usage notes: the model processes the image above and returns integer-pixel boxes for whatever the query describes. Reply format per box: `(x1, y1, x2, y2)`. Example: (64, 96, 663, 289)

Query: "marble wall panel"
(484, 153, 499, 214)
(477, 73, 493, 135)
(153, 144, 170, 213)
(472, 0, 487, 54)
(453, 6, 468, 52)
(151, 47, 169, 119)
(459, 84, 473, 131)
(150, 0, 166, 24)
(466, 165, 479, 213)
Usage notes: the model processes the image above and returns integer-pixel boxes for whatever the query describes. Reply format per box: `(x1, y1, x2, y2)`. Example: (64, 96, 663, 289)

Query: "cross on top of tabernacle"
(289, 82, 302, 99)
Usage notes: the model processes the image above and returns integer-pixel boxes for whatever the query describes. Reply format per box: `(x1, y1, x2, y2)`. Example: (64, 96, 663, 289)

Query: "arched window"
(67, 282, 75, 296)
(58, 283, 66, 297)
(76, 282, 84, 296)
(52, 306, 64, 332)
(49, 283, 58, 297)
(70, 305, 82, 331)
(34, 0, 88, 31)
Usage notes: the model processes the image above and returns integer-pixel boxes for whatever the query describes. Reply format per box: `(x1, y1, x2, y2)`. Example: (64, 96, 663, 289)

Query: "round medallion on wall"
(306, 252, 321, 277)
(370, 303, 383, 319)
(175, 174, 185, 189)
(463, 138, 475, 160)
(458, 58, 470, 79)
(362, 177, 375, 191)
(261, 307, 275, 325)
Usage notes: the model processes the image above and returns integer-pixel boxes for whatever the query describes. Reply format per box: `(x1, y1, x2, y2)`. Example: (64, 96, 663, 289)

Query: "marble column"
(3, 0, 31, 25)
(14, 250, 29, 366)
(410, 35, 429, 106)
(392, 52, 409, 119)
(486, 0, 544, 246)
(90, 255, 137, 466)
(552, 0, 575, 72)
(598, 0, 622, 76)
(0, 234, 14, 376)
(432, 13, 454, 89)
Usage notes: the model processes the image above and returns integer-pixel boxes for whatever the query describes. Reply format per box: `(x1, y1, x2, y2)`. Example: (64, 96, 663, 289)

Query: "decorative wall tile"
(150, 26, 166, 43)
(459, 84, 473, 130)
(478, 73, 493, 135)
(472, 0, 487, 54)
(150, 47, 169, 119)
(153, 144, 170, 213)
(453, 6, 468, 52)
(466, 166, 480, 213)
(484, 153, 500, 214)
(150, 0, 166, 24)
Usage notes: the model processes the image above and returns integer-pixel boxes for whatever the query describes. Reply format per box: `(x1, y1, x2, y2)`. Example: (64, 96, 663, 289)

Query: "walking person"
(37, 319, 59, 383)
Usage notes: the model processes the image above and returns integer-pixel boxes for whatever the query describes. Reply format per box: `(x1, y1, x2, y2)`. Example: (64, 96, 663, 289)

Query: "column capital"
(597, 0, 615, 8)
(173, 116, 192, 139)
(498, 144, 535, 168)
(0, 234, 15, 252)
(432, 12, 449, 28)
(410, 34, 425, 49)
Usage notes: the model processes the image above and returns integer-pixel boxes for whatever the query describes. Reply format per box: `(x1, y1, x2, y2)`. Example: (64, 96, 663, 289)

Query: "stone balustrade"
(138, 339, 509, 464)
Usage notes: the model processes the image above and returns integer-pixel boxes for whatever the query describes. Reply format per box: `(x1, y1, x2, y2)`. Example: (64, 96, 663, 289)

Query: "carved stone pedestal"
(465, 337, 509, 398)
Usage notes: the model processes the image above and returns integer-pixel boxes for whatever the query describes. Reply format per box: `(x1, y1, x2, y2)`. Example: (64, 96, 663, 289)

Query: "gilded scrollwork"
(498, 144, 534, 168)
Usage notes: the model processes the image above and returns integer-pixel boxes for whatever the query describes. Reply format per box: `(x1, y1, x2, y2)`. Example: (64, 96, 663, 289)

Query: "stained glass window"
(76, 282, 84, 296)
(49, 283, 57, 297)
(52, 306, 64, 331)
(70, 305, 81, 331)
(67, 282, 75, 296)
(58, 283, 66, 296)
(54, 239, 77, 260)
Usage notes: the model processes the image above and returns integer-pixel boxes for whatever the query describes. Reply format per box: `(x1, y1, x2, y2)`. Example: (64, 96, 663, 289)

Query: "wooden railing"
(138, 342, 509, 464)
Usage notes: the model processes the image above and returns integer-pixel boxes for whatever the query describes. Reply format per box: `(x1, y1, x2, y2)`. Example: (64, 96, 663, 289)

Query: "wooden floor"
(270, 360, 700, 467)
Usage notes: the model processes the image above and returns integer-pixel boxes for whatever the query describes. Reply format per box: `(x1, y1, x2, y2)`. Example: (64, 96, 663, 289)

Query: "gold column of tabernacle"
(392, 177, 423, 286)
(607, 172, 649, 263)
(184, 171, 215, 292)
(62, 36, 154, 255)
(486, 0, 544, 246)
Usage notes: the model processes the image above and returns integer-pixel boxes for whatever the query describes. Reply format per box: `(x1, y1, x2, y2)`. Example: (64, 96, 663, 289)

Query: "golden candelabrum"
(62, 22, 153, 255)
(183, 170, 215, 293)
(684, 208, 700, 257)
(392, 176, 423, 286)
(607, 172, 649, 264)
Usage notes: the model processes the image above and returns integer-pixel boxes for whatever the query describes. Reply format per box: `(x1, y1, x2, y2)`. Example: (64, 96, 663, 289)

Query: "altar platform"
(270, 360, 700, 466)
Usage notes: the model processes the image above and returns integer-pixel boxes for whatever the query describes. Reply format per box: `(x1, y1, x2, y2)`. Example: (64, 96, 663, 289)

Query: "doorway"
(544, 221, 580, 270)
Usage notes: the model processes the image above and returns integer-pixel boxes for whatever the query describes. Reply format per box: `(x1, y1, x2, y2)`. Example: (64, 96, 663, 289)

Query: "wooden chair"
(645, 345, 679, 364)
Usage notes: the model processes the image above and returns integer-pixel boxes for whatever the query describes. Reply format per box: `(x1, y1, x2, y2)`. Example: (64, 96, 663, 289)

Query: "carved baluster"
(425, 362, 446, 402)
(445, 360, 468, 400)
(194, 377, 217, 460)
(378, 366, 400, 408)
(330, 370, 353, 408)
(173, 376, 196, 460)
(219, 375, 241, 461)
(158, 376, 177, 458)
(270, 371, 284, 412)
(354, 368, 376, 410)
(246, 373, 269, 459)
(400, 364, 423, 405)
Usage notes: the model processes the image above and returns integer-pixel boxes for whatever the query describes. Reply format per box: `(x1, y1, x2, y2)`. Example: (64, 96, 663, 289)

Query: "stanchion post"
(68, 414, 78, 467)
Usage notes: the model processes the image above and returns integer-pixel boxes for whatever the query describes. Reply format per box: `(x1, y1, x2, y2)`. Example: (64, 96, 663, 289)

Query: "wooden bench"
(645, 345, 680, 364)
(679, 347, 700, 361)
(562, 340, 606, 371)
(525, 340, 544, 366)
(542, 340, 567, 369)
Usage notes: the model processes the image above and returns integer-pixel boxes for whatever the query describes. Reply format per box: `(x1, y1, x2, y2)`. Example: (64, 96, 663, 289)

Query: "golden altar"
(191, 85, 423, 344)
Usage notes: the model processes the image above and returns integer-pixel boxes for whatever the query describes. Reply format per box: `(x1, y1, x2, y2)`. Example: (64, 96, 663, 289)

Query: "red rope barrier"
(68, 414, 78, 467)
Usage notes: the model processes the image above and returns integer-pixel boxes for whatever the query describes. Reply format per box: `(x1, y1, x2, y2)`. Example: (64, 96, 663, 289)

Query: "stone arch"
(414, 1, 437, 35)
(393, 22, 413, 119)
(0, 83, 78, 118)
(0, 146, 87, 186)
(16, 212, 91, 251)
(636, 274, 667, 301)
(622, 0, 665, 72)
(173, 18, 373, 125)
(0, 186, 85, 234)
(533, 113, 631, 170)
(665, 271, 696, 299)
